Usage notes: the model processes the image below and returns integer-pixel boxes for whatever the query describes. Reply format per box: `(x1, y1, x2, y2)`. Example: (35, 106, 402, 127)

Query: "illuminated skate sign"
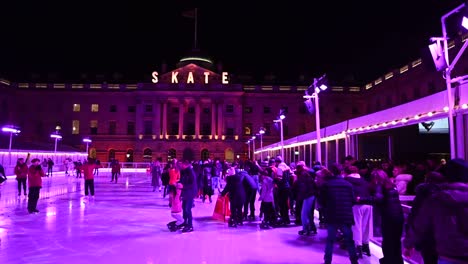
(151, 64, 229, 84)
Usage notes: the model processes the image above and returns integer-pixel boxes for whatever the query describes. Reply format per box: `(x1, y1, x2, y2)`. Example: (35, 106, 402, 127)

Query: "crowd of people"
(153, 155, 467, 264)
(1, 152, 467, 263)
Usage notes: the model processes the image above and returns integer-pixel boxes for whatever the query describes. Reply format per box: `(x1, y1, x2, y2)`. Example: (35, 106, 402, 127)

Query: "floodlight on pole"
(304, 74, 328, 165)
(273, 118, 285, 159)
(246, 140, 251, 159)
(83, 138, 92, 154)
(251, 135, 256, 160)
(435, 1, 468, 158)
(50, 133, 62, 154)
(259, 127, 265, 161)
(2, 126, 21, 161)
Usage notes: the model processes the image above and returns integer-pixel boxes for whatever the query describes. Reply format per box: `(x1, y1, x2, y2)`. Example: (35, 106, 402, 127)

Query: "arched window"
(201, 149, 210, 161)
(108, 149, 116, 161)
(168, 148, 176, 162)
(225, 148, 234, 162)
(143, 148, 152, 161)
(126, 149, 134, 162)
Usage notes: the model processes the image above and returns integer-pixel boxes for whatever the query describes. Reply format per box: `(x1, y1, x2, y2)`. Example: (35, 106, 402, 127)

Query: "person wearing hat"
(27, 158, 45, 213)
(405, 158, 468, 264)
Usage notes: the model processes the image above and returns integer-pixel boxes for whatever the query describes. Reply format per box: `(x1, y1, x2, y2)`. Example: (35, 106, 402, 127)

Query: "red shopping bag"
(213, 195, 231, 222)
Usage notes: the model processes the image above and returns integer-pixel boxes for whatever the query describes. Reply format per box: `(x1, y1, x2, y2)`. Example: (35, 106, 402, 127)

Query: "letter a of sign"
(187, 72, 194, 84)
(172, 72, 179, 83)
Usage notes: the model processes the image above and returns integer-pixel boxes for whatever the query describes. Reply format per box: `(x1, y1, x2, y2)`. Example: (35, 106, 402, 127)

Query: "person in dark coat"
(360, 169, 404, 264)
(319, 168, 358, 264)
(221, 162, 247, 227)
(243, 162, 258, 220)
(202, 161, 213, 203)
(179, 160, 197, 233)
(293, 161, 317, 236)
(405, 159, 468, 264)
(403, 171, 445, 264)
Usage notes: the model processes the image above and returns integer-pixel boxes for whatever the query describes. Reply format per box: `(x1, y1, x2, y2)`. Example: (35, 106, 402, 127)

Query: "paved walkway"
(0, 171, 387, 264)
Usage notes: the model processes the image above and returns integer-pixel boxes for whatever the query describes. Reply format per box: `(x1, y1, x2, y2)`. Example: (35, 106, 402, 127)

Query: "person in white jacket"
(393, 164, 413, 195)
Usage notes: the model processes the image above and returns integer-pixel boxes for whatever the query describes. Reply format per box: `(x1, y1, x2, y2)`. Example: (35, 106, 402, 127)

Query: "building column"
(455, 114, 466, 160)
(178, 101, 184, 139)
(388, 135, 393, 161)
(211, 103, 216, 138)
(325, 141, 329, 168)
(217, 103, 223, 138)
(155, 102, 161, 138)
(195, 100, 201, 139)
(335, 138, 339, 164)
(162, 102, 167, 139)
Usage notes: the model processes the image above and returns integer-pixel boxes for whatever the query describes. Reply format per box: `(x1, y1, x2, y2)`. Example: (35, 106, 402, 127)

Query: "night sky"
(0, 1, 464, 84)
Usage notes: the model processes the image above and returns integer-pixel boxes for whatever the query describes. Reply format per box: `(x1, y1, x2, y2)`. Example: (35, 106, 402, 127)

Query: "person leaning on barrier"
(405, 158, 468, 264)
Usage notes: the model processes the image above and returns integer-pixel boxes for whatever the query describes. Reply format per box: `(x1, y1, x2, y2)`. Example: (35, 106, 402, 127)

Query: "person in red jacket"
(14, 154, 30, 197)
(82, 157, 98, 198)
(28, 158, 44, 214)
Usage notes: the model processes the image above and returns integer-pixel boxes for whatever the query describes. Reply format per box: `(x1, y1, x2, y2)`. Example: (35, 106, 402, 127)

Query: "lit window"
(90, 120, 98, 135)
(91, 104, 99, 112)
(73, 104, 80, 112)
(72, 120, 80, 134)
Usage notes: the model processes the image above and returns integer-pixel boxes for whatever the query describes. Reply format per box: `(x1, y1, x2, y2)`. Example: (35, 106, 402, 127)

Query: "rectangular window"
(188, 107, 195, 114)
(73, 104, 80, 112)
(145, 104, 153, 112)
(226, 105, 234, 113)
(172, 107, 179, 114)
(171, 123, 179, 135)
(91, 104, 99, 112)
(109, 121, 117, 135)
(244, 123, 252, 135)
(128, 105, 136, 113)
(110, 105, 117, 112)
(263, 107, 271, 114)
(226, 128, 234, 136)
(127, 121, 135, 135)
(185, 122, 195, 135)
(72, 120, 79, 134)
(202, 123, 211, 135)
(203, 107, 210, 114)
(244, 106, 253, 113)
(90, 120, 98, 135)
(144, 121, 152, 135)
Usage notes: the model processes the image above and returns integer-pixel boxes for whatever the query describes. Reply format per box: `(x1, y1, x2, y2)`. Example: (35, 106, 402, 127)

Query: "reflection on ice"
(0, 172, 384, 264)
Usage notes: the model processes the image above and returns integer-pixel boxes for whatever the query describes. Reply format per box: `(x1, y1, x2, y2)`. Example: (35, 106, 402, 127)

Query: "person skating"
(179, 160, 197, 233)
(319, 167, 359, 264)
(27, 158, 44, 214)
(14, 154, 30, 197)
(167, 182, 184, 232)
(221, 162, 247, 227)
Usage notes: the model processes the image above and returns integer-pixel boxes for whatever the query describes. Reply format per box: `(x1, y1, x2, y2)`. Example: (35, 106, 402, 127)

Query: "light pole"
(83, 138, 92, 154)
(274, 113, 285, 159)
(259, 127, 265, 161)
(438, 2, 468, 158)
(246, 140, 251, 159)
(251, 135, 256, 161)
(304, 74, 327, 164)
(50, 133, 62, 154)
(2, 126, 21, 154)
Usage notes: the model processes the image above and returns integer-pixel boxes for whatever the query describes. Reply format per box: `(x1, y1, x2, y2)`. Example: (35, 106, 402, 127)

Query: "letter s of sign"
(151, 71, 159, 83)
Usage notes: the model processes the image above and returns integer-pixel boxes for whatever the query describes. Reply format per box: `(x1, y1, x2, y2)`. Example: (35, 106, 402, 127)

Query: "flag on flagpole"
(182, 8, 196, 19)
